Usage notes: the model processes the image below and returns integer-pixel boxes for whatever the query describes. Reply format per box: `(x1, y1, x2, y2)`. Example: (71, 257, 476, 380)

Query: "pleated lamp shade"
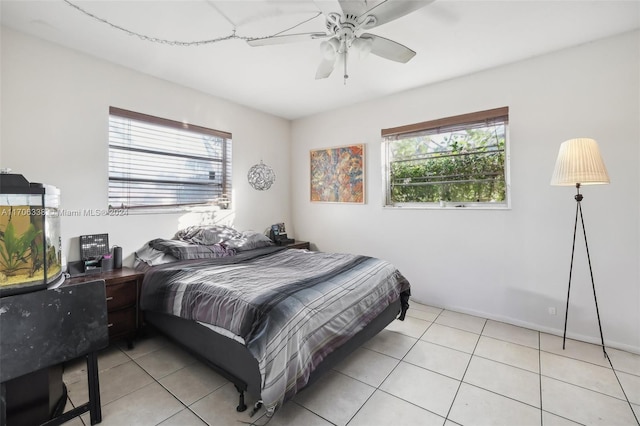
(550, 138, 610, 186)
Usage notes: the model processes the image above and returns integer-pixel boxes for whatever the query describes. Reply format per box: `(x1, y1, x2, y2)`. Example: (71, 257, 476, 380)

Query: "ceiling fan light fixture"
(352, 36, 373, 58)
(320, 37, 341, 60)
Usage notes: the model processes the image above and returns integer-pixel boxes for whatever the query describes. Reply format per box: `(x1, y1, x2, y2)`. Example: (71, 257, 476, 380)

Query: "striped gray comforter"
(140, 246, 410, 412)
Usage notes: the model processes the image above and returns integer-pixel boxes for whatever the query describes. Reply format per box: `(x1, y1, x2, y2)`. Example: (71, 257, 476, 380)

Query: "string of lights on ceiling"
(63, 0, 322, 47)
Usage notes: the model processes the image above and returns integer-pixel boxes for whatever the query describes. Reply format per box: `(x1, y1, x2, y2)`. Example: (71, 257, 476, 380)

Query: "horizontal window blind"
(108, 107, 232, 209)
(382, 106, 509, 138)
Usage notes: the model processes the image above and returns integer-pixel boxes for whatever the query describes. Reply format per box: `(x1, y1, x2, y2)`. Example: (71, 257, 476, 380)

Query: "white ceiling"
(2, 0, 639, 120)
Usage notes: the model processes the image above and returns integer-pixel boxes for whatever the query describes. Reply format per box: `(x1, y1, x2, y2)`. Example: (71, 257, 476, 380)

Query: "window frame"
(108, 107, 232, 212)
(381, 107, 510, 210)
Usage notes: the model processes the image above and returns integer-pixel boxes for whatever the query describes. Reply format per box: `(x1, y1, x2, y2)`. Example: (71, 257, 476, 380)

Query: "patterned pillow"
(174, 225, 242, 245)
(224, 230, 274, 251)
(148, 239, 236, 260)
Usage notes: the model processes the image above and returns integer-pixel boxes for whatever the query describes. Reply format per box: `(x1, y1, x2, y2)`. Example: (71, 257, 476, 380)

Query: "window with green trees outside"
(382, 107, 509, 208)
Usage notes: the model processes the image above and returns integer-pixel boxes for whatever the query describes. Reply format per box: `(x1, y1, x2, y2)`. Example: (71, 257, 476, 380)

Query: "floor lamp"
(550, 138, 609, 356)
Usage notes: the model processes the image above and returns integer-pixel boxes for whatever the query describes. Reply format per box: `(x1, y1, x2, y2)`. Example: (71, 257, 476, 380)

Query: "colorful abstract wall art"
(310, 144, 365, 203)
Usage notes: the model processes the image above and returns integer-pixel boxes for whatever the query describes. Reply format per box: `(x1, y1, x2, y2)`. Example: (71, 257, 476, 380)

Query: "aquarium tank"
(0, 173, 63, 297)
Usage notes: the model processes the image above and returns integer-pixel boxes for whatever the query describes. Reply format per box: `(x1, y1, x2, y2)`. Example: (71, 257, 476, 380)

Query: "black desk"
(0, 280, 109, 425)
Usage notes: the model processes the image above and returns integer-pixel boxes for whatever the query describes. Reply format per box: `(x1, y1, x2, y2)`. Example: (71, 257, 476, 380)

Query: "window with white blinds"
(108, 107, 232, 210)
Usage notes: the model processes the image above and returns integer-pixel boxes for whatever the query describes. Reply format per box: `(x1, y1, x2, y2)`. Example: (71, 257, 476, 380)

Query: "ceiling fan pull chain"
(343, 49, 349, 85)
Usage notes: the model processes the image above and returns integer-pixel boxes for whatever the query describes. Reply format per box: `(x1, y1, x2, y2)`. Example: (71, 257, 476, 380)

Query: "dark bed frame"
(143, 298, 402, 413)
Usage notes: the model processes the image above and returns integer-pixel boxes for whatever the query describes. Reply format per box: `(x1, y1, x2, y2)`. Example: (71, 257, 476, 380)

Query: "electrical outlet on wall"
(548, 307, 557, 315)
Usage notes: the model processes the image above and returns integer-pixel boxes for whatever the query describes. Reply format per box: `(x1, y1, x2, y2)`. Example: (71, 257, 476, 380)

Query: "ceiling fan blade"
(315, 57, 337, 79)
(337, 0, 370, 17)
(247, 32, 328, 47)
(360, 0, 434, 28)
(361, 33, 416, 63)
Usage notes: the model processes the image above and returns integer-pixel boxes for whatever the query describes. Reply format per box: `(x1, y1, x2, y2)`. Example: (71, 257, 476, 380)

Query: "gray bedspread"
(140, 246, 410, 412)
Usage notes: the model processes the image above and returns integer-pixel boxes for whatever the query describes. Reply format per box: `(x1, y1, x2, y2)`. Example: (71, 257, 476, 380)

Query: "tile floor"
(62, 303, 640, 426)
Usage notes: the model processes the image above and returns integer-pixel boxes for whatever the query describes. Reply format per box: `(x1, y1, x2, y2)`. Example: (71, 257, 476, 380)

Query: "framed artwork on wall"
(310, 144, 365, 204)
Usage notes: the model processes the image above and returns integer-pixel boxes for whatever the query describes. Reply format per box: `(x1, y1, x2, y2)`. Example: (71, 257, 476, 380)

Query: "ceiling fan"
(247, 0, 434, 82)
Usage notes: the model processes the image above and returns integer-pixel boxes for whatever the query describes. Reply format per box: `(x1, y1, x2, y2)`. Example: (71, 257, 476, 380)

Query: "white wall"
(1, 27, 291, 265)
(291, 31, 640, 353)
(2, 26, 638, 353)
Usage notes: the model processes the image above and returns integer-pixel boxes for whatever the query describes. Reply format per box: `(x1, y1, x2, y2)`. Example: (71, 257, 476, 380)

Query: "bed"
(135, 226, 410, 417)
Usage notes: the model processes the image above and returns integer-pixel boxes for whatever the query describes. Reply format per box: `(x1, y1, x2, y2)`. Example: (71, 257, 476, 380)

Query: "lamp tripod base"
(562, 183, 606, 357)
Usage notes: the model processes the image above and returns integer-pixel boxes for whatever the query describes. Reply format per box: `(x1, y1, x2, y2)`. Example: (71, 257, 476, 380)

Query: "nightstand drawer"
(67, 267, 142, 347)
(106, 280, 137, 311)
(107, 307, 136, 339)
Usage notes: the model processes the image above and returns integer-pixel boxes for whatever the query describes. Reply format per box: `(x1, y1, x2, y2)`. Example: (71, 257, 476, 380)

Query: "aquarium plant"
(0, 220, 41, 277)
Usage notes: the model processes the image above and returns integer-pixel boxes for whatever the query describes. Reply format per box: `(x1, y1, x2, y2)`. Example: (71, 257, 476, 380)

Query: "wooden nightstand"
(67, 267, 143, 348)
(284, 241, 310, 250)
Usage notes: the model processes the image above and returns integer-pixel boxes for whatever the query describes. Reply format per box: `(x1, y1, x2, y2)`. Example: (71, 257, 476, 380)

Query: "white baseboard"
(414, 301, 640, 355)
